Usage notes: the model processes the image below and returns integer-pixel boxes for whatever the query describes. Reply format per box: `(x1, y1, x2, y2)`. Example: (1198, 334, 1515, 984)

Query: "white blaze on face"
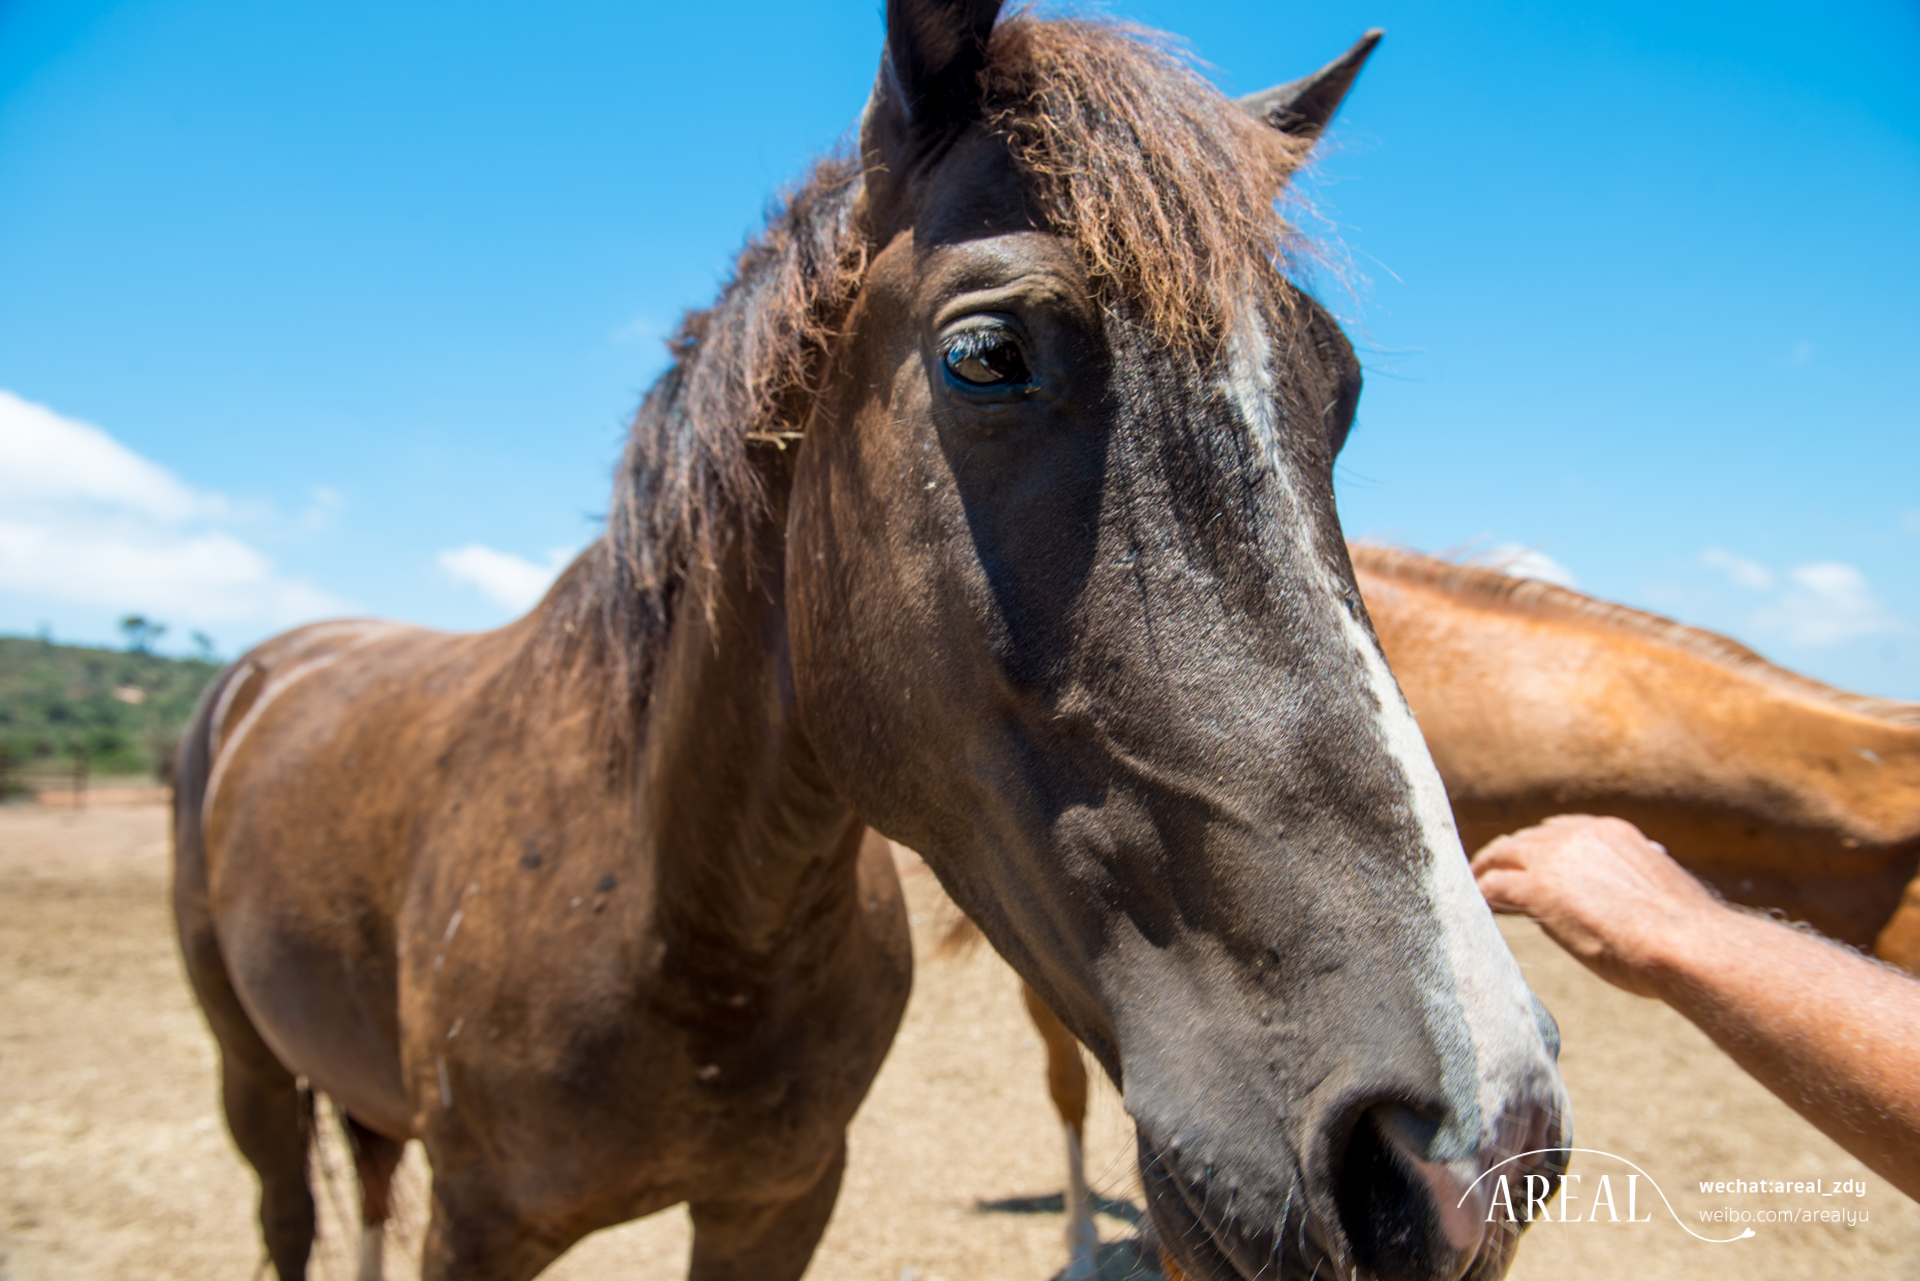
(1220, 305, 1565, 1167)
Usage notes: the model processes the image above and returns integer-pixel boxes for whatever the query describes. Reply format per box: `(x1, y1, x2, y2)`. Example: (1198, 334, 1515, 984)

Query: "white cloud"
(1699, 544, 1907, 648)
(300, 485, 345, 533)
(1757, 562, 1907, 648)
(438, 544, 573, 613)
(1475, 542, 1578, 589)
(0, 388, 214, 522)
(1700, 547, 1775, 591)
(0, 388, 350, 628)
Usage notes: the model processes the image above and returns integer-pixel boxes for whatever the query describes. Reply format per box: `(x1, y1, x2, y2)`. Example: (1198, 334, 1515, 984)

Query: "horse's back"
(1356, 552, 1920, 945)
(1358, 555, 1920, 833)
(180, 616, 525, 1134)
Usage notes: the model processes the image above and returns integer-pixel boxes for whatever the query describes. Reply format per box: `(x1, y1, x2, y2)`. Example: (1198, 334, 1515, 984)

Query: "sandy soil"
(2, 802, 1914, 1280)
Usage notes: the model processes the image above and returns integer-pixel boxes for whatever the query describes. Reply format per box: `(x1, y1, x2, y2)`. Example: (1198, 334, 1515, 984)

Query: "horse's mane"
(534, 14, 1313, 738)
(1351, 543, 1920, 731)
(532, 153, 868, 734)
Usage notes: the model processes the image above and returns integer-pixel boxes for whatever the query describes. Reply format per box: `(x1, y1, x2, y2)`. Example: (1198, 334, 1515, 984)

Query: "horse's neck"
(1361, 567, 1920, 845)
(630, 463, 861, 954)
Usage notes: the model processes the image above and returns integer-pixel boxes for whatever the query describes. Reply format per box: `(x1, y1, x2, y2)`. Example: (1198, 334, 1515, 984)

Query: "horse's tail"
(883, 837, 985, 956)
(170, 663, 231, 880)
(936, 909, 987, 957)
(170, 657, 248, 1020)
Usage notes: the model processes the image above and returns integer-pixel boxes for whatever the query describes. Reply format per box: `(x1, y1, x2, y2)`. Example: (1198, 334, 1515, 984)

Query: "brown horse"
(1020, 543, 1920, 1276)
(173, 8, 1570, 1280)
(1355, 544, 1920, 951)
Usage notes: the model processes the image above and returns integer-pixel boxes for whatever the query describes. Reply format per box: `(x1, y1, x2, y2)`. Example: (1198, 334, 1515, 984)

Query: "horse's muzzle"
(1141, 1094, 1568, 1281)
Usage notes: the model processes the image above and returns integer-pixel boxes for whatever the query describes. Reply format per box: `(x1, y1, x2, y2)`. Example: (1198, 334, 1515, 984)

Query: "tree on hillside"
(119, 615, 166, 653)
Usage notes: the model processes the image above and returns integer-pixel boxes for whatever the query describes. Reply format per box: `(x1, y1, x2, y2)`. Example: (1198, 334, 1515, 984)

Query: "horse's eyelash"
(942, 328, 1013, 359)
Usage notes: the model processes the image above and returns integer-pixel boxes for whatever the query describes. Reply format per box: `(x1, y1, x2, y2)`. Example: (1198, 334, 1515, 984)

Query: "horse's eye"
(943, 328, 1032, 389)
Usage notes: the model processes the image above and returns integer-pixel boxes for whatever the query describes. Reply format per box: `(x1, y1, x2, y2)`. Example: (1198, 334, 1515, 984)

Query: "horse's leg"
(341, 1111, 406, 1281)
(687, 1140, 847, 1281)
(416, 1182, 569, 1281)
(1022, 981, 1097, 1280)
(176, 860, 316, 1276)
(221, 1056, 317, 1281)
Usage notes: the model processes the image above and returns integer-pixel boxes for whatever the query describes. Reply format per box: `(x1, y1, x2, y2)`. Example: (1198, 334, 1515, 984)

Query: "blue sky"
(2, 0, 1916, 698)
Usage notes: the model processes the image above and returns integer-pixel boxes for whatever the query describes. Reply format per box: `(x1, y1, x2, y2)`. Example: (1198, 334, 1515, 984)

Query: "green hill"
(0, 636, 222, 781)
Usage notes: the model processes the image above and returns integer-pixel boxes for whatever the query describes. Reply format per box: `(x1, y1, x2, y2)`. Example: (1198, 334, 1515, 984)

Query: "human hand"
(1471, 815, 1725, 999)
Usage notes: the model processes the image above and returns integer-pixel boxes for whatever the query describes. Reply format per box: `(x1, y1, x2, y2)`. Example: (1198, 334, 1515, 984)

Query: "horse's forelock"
(981, 16, 1313, 355)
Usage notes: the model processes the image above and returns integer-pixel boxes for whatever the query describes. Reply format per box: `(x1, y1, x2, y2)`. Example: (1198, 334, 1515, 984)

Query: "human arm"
(1472, 814, 1920, 1200)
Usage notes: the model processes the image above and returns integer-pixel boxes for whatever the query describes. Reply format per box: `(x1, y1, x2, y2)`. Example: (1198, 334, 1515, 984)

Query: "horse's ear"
(885, 0, 1002, 135)
(860, 0, 1004, 229)
(1238, 30, 1382, 140)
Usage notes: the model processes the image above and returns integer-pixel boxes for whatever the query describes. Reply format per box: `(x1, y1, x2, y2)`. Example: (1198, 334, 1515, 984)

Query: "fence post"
(72, 746, 88, 810)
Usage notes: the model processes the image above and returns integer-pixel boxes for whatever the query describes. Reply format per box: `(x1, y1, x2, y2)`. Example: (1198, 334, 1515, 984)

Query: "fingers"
(1470, 830, 1541, 875)
(1472, 866, 1533, 916)
(1467, 813, 1732, 998)
(1469, 813, 1659, 929)
(1471, 815, 1662, 878)
(1468, 814, 1678, 997)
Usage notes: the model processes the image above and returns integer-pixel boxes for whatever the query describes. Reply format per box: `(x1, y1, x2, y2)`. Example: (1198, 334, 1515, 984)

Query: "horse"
(1354, 544, 1920, 952)
(1014, 543, 1920, 1277)
(171, 7, 1570, 1280)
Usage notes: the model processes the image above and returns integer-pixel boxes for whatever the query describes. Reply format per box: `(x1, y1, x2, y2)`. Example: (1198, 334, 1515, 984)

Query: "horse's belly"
(219, 891, 412, 1134)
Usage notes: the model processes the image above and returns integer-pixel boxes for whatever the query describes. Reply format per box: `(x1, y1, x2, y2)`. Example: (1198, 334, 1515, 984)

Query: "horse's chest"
(410, 901, 909, 1197)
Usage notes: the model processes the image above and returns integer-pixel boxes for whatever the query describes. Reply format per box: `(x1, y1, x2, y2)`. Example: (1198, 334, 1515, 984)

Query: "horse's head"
(787, 4, 1568, 1277)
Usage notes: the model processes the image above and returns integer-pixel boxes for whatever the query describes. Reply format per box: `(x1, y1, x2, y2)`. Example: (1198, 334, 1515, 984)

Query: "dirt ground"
(3, 801, 1915, 1280)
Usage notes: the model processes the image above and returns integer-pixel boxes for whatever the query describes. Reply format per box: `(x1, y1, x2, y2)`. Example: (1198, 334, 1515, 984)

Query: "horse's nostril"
(1335, 1097, 1569, 1281)
(1335, 1105, 1485, 1281)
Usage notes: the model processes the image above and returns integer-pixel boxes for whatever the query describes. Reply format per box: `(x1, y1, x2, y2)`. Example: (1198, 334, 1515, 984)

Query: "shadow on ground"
(1051, 1240, 1165, 1280)
(976, 1194, 1162, 1279)
(975, 1192, 1144, 1225)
